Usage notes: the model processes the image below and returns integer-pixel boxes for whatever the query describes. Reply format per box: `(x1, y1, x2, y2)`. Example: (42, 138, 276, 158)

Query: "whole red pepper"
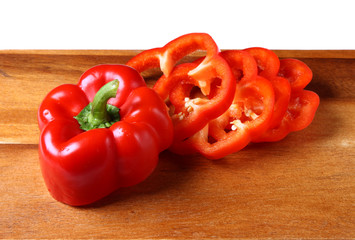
(38, 64, 173, 206)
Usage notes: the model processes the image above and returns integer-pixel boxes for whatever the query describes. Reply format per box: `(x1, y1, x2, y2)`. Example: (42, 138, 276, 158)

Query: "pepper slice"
(38, 64, 173, 206)
(169, 50, 276, 158)
(127, 32, 220, 99)
(278, 58, 313, 92)
(253, 75, 291, 132)
(241, 48, 292, 141)
(243, 47, 280, 79)
(161, 56, 236, 141)
(175, 75, 275, 159)
(253, 90, 320, 142)
(220, 50, 258, 82)
(127, 33, 235, 141)
(254, 57, 319, 142)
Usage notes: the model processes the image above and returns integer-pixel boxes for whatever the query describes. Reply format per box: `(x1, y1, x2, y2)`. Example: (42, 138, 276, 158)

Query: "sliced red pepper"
(38, 64, 173, 206)
(241, 48, 292, 129)
(254, 56, 318, 142)
(168, 50, 258, 144)
(242, 48, 292, 141)
(243, 47, 280, 79)
(253, 90, 319, 142)
(127, 33, 219, 75)
(221, 50, 290, 139)
(159, 56, 236, 141)
(178, 75, 275, 159)
(220, 50, 258, 82)
(257, 75, 291, 130)
(168, 50, 277, 158)
(127, 32, 220, 99)
(278, 58, 313, 92)
(127, 33, 235, 141)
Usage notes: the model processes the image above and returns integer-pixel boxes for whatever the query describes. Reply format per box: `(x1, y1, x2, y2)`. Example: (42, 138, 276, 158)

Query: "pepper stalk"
(74, 80, 120, 131)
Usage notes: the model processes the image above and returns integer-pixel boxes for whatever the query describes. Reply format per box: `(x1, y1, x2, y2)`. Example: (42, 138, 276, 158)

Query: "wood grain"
(0, 50, 354, 239)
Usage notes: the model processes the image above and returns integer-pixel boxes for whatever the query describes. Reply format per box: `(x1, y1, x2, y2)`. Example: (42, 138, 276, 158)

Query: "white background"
(0, 0, 354, 50)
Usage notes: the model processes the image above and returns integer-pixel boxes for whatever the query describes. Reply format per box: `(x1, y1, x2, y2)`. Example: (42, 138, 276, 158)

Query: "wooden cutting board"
(0, 50, 354, 239)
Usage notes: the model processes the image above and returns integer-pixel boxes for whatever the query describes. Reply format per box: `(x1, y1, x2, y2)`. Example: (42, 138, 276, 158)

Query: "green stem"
(90, 79, 119, 126)
(74, 80, 120, 131)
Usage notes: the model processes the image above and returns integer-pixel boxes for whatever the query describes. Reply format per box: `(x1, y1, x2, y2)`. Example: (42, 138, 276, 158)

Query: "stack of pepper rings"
(127, 33, 320, 160)
(38, 33, 319, 206)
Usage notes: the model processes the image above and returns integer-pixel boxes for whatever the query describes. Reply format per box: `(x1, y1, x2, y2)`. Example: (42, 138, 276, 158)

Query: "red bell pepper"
(38, 64, 173, 206)
(127, 33, 236, 141)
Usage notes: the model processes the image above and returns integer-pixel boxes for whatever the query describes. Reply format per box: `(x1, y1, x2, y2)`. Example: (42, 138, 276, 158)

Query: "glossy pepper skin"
(38, 64, 173, 206)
